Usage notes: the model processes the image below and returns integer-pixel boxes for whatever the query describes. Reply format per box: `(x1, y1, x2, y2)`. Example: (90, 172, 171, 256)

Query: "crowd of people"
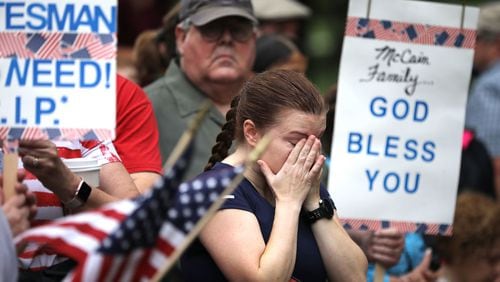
(1, 0, 500, 281)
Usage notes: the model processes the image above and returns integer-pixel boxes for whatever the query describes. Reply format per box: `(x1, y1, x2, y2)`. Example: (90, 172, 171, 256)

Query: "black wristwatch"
(63, 180, 92, 209)
(305, 198, 336, 224)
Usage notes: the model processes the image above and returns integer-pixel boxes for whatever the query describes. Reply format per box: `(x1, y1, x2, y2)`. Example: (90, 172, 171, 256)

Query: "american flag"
(34, 32, 64, 59)
(0, 32, 32, 58)
(15, 153, 243, 281)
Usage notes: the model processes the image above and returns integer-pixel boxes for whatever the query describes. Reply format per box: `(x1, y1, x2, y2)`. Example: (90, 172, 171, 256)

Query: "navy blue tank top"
(180, 163, 331, 281)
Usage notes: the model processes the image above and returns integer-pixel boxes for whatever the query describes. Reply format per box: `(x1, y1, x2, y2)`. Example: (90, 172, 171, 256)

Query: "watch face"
(65, 181, 92, 209)
(322, 198, 335, 218)
(78, 181, 92, 202)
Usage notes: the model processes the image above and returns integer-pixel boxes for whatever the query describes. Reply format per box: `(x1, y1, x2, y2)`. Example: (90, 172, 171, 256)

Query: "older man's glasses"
(196, 18, 255, 43)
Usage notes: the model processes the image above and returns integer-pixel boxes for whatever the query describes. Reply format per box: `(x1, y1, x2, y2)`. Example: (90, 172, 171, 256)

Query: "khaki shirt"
(145, 61, 226, 181)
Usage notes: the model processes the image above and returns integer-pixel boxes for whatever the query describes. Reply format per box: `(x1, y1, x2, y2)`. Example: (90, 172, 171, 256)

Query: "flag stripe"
(116, 250, 136, 281)
(81, 253, 104, 281)
(71, 253, 90, 282)
(34, 192, 62, 207)
(156, 237, 175, 257)
(58, 147, 83, 158)
(97, 255, 114, 282)
(131, 249, 153, 281)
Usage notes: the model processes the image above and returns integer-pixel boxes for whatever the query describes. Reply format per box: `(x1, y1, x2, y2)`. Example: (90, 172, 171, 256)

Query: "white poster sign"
(329, 0, 478, 234)
(0, 0, 117, 140)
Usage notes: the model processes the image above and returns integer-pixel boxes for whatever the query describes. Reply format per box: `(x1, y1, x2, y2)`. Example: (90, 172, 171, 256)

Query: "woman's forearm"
(312, 216, 368, 281)
(254, 202, 301, 281)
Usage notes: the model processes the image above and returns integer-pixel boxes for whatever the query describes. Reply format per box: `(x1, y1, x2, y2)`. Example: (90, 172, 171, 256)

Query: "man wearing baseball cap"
(146, 0, 257, 181)
(251, 0, 311, 41)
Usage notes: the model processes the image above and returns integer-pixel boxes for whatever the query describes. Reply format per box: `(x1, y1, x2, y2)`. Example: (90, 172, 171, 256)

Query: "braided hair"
(204, 96, 240, 171)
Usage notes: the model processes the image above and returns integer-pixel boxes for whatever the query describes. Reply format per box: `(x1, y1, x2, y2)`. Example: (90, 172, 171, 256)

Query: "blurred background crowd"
(116, 0, 489, 92)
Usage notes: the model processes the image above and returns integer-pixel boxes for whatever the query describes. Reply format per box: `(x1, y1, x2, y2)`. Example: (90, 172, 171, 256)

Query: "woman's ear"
(243, 119, 260, 147)
(175, 24, 187, 56)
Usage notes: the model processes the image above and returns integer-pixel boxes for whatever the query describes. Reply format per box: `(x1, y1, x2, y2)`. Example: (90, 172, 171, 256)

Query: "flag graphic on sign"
(0, 32, 117, 59)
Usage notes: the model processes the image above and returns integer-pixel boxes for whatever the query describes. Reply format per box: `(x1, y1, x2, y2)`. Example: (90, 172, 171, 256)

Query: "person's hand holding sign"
(18, 139, 139, 212)
(0, 171, 37, 236)
(348, 228, 405, 268)
(18, 140, 81, 204)
(366, 228, 405, 268)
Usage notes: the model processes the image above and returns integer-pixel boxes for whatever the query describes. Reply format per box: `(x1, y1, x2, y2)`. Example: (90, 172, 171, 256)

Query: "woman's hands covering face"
(258, 135, 325, 208)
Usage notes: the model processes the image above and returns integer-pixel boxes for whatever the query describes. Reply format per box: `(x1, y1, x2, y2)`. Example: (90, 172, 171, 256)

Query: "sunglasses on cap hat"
(180, 0, 257, 26)
(188, 17, 255, 43)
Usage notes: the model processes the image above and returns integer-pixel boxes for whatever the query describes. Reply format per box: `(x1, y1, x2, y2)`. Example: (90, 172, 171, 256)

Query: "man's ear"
(175, 25, 187, 56)
(243, 119, 260, 147)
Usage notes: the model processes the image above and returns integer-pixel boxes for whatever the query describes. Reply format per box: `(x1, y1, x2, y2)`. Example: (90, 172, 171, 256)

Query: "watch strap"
(63, 179, 92, 209)
(305, 198, 335, 224)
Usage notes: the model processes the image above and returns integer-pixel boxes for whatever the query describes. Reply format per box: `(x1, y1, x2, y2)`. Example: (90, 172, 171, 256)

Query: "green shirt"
(145, 61, 226, 181)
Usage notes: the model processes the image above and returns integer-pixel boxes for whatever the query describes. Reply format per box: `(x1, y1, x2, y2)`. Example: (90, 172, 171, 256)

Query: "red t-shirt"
(115, 75, 162, 174)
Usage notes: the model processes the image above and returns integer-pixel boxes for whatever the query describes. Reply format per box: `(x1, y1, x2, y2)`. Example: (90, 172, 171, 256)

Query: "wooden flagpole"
(2, 139, 19, 202)
(151, 136, 271, 282)
(367, 0, 386, 279)
(374, 263, 386, 282)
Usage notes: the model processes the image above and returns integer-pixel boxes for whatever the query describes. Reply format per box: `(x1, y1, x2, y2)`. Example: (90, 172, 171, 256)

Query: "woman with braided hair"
(181, 69, 367, 281)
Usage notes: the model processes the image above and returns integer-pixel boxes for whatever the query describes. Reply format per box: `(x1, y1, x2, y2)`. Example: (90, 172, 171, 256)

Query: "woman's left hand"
(18, 139, 81, 202)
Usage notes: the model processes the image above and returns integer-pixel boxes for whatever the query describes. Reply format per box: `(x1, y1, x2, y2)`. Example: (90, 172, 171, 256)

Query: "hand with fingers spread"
(258, 135, 325, 208)
(1, 171, 37, 236)
(18, 139, 81, 203)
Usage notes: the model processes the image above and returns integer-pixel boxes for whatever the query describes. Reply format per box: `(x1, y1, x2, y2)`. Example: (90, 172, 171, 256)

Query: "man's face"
(176, 16, 256, 85)
(259, 20, 302, 41)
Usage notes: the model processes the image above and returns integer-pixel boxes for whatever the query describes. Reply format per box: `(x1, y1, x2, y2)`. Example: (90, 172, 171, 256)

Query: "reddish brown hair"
(205, 70, 326, 170)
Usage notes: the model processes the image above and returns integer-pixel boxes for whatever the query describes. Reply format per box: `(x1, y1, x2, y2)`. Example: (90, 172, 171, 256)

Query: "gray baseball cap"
(252, 0, 311, 20)
(179, 0, 258, 26)
(478, 2, 500, 38)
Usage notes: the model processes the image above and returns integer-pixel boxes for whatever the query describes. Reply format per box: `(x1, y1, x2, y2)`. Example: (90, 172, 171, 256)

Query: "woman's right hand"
(258, 135, 324, 207)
